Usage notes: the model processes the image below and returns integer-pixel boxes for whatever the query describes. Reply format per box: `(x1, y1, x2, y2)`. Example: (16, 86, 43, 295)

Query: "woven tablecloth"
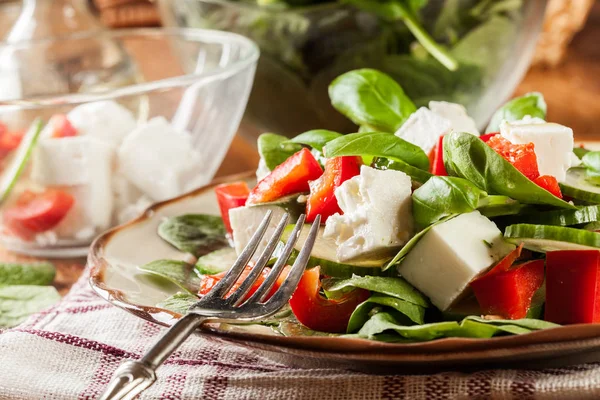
(1, 270, 600, 399)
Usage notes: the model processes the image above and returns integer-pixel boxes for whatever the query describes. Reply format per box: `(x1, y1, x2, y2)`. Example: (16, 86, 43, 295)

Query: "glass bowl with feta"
(123, 67, 600, 345)
(158, 0, 546, 137)
(0, 28, 259, 257)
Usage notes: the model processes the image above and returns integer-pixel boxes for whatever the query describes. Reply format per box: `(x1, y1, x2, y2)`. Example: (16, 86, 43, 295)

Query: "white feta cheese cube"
(324, 165, 413, 262)
(256, 158, 270, 181)
(429, 101, 479, 135)
(67, 101, 136, 147)
(112, 173, 146, 224)
(229, 205, 287, 256)
(118, 117, 205, 202)
(31, 137, 114, 187)
(500, 118, 574, 182)
(398, 211, 515, 311)
(394, 107, 452, 154)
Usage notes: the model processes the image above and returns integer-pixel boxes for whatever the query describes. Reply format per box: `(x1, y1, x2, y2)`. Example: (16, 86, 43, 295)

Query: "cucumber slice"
(0, 119, 43, 202)
(504, 224, 600, 252)
(371, 157, 432, 184)
(195, 247, 237, 275)
(499, 205, 600, 227)
(560, 168, 600, 203)
(282, 225, 388, 278)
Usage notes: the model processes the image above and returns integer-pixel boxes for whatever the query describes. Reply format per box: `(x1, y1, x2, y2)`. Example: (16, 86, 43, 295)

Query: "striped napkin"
(1, 268, 600, 399)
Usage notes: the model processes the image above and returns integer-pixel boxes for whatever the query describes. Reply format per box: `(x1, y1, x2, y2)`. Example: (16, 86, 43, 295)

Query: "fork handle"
(100, 313, 206, 400)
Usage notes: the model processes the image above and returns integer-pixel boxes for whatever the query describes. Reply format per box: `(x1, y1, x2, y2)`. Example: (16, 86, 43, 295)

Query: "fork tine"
(227, 213, 290, 305)
(245, 214, 308, 304)
(263, 215, 320, 308)
(203, 210, 273, 300)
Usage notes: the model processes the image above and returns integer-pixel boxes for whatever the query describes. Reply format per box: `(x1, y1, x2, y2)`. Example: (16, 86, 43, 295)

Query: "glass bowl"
(0, 28, 259, 257)
(158, 0, 546, 137)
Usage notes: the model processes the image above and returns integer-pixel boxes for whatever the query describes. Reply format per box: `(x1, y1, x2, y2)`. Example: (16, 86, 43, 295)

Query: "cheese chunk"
(429, 101, 479, 135)
(394, 107, 452, 154)
(255, 158, 270, 181)
(31, 137, 113, 187)
(500, 118, 574, 182)
(229, 205, 287, 256)
(324, 166, 413, 262)
(67, 101, 136, 147)
(118, 117, 205, 202)
(398, 211, 515, 311)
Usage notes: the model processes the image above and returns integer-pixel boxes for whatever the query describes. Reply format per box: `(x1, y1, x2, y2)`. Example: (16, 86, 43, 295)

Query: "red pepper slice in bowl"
(215, 181, 250, 234)
(247, 148, 323, 205)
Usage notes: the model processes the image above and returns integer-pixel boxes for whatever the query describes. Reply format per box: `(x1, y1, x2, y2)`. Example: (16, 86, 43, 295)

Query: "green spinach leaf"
(573, 147, 590, 160)
(0, 285, 60, 328)
(412, 176, 487, 228)
(371, 156, 432, 184)
(258, 133, 302, 170)
(328, 69, 417, 132)
(285, 130, 343, 151)
(443, 132, 575, 209)
(323, 275, 429, 307)
(324, 131, 429, 170)
(139, 260, 202, 295)
(0, 262, 55, 287)
(158, 214, 228, 256)
(157, 292, 198, 314)
(347, 294, 426, 333)
(582, 151, 600, 173)
(486, 92, 547, 133)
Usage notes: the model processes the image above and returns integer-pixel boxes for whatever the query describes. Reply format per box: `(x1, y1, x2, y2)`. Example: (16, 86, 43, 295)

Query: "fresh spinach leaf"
(285, 130, 343, 151)
(347, 294, 426, 333)
(465, 316, 559, 331)
(385, 215, 457, 270)
(158, 214, 228, 256)
(195, 247, 237, 275)
(328, 69, 417, 132)
(323, 275, 429, 307)
(324, 131, 429, 170)
(582, 151, 600, 173)
(574, 147, 590, 160)
(0, 262, 55, 287)
(371, 156, 432, 184)
(412, 176, 487, 228)
(0, 285, 60, 328)
(157, 292, 198, 314)
(486, 92, 547, 133)
(258, 133, 302, 171)
(138, 260, 202, 295)
(443, 132, 575, 209)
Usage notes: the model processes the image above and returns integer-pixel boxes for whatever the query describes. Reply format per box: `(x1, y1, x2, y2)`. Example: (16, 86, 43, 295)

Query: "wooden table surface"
(6, 4, 600, 296)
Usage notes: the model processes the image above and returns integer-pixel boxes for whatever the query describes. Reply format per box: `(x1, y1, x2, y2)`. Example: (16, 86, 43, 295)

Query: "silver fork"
(100, 211, 320, 400)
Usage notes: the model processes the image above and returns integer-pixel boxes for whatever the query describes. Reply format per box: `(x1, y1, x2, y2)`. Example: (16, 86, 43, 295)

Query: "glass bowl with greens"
(158, 0, 546, 136)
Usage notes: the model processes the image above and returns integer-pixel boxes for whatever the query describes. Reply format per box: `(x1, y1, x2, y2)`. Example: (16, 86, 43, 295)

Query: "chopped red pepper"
(487, 135, 540, 181)
(199, 264, 290, 301)
(471, 258, 544, 320)
(545, 250, 600, 324)
(48, 114, 77, 138)
(4, 190, 75, 240)
(289, 266, 370, 333)
(479, 132, 499, 143)
(247, 148, 323, 205)
(428, 135, 447, 176)
(215, 182, 250, 234)
(485, 243, 524, 275)
(0, 128, 24, 159)
(533, 175, 562, 198)
(306, 156, 361, 223)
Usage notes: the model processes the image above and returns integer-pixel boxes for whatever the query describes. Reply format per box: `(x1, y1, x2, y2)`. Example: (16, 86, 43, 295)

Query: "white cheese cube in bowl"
(394, 107, 452, 154)
(398, 211, 515, 311)
(429, 101, 479, 136)
(500, 118, 574, 182)
(324, 165, 414, 262)
(118, 117, 205, 202)
(66, 101, 136, 147)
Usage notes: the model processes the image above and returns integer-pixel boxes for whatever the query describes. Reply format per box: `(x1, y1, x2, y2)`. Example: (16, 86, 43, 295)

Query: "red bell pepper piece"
(247, 148, 323, 205)
(306, 156, 361, 223)
(533, 175, 562, 198)
(48, 114, 77, 138)
(215, 181, 250, 234)
(487, 135, 540, 181)
(428, 135, 447, 176)
(289, 267, 370, 333)
(0, 126, 24, 159)
(545, 250, 600, 324)
(479, 132, 499, 143)
(471, 258, 545, 319)
(199, 265, 290, 301)
(4, 189, 75, 240)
